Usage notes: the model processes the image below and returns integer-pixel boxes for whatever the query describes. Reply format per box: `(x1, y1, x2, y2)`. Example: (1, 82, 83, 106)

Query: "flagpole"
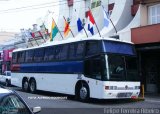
(52, 18, 64, 40)
(28, 39, 34, 47)
(109, 19, 117, 34)
(83, 28, 88, 38)
(34, 37, 39, 46)
(88, 7, 101, 37)
(63, 16, 75, 38)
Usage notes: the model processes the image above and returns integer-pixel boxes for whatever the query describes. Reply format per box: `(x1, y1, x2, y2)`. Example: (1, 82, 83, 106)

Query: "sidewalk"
(144, 93, 160, 100)
(133, 93, 160, 102)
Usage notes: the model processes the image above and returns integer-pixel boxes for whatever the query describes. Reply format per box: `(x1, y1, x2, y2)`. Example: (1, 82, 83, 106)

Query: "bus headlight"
(112, 86, 118, 90)
(105, 86, 117, 90)
(135, 86, 140, 89)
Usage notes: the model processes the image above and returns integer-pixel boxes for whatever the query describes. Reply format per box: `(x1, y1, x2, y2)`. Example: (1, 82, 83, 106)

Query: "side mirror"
(32, 106, 41, 114)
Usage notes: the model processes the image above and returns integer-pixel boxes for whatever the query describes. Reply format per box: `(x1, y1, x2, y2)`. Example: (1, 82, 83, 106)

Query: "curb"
(131, 97, 145, 102)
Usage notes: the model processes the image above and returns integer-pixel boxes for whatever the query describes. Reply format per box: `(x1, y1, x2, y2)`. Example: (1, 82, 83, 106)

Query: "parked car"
(0, 71, 11, 86)
(0, 86, 41, 114)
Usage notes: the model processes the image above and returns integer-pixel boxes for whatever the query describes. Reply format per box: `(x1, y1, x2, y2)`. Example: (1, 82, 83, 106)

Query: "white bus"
(11, 37, 140, 101)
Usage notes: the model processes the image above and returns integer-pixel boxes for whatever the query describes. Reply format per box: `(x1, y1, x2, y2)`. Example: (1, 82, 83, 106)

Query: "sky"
(0, 0, 59, 32)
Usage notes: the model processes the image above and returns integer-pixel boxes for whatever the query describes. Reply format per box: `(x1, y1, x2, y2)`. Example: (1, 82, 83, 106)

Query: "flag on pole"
(64, 20, 70, 37)
(50, 20, 58, 41)
(77, 18, 84, 32)
(87, 10, 95, 35)
(102, 6, 110, 27)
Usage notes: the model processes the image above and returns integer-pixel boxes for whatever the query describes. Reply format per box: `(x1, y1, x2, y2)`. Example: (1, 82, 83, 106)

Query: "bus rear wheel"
(22, 79, 29, 92)
(77, 83, 89, 102)
(5, 79, 10, 87)
(29, 79, 37, 94)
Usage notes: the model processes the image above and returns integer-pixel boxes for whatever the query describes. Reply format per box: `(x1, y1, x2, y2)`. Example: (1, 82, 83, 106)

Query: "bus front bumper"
(101, 89, 140, 99)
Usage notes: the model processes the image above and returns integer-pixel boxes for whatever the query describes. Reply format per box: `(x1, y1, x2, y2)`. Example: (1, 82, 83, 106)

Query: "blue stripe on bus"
(20, 61, 84, 73)
(102, 41, 136, 55)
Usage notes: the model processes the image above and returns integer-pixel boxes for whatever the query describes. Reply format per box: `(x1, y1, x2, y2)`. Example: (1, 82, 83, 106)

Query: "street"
(7, 86, 160, 114)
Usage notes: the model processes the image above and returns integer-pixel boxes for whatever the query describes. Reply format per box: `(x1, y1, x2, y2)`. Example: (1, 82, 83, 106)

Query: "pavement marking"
(145, 99, 160, 103)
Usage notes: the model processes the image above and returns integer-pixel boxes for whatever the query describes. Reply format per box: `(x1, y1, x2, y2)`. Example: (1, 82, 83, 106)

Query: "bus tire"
(5, 79, 10, 87)
(22, 78, 29, 92)
(77, 83, 90, 102)
(29, 79, 37, 94)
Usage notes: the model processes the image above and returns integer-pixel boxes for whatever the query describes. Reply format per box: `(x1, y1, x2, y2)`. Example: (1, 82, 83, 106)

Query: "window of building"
(67, 0, 73, 6)
(91, 0, 101, 9)
(149, 4, 160, 24)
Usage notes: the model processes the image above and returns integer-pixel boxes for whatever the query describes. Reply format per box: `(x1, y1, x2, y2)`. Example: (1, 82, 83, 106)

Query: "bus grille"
(117, 93, 132, 98)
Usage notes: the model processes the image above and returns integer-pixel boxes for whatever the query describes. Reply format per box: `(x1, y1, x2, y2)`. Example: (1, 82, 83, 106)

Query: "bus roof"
(13, 37, 133, 52)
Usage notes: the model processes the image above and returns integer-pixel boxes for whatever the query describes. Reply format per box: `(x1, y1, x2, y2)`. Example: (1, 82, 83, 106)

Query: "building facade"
(131, 0, 160, 93)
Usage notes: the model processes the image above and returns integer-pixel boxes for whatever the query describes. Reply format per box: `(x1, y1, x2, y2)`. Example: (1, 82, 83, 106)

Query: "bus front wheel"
(5, 79, 10, 87)
(77, 83, 90, 102)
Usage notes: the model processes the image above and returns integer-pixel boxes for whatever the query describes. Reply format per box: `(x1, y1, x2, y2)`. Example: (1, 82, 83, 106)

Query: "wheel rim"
(80, 87, 88, 100)
(5, 81, 8, 86)
(24, 81, 28, 91)
(30, 81, 35, 92)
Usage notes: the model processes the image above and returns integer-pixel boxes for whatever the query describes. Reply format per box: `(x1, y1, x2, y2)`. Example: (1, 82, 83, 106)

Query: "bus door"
(84, 55, 107, 97)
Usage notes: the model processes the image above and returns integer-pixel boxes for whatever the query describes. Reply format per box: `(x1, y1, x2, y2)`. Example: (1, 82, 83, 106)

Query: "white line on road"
(145, 99, 160, 103)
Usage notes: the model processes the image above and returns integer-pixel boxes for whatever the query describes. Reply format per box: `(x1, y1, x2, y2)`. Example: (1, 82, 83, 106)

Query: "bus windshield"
(107, 54, 139, 81)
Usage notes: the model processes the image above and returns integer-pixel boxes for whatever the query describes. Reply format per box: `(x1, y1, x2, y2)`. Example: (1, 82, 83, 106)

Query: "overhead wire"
(0, 0, 65, 12)
(0, 0, 83, 14)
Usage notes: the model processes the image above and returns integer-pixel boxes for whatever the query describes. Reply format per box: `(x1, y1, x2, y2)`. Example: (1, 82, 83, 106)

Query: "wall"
(131, 24, 160, 44)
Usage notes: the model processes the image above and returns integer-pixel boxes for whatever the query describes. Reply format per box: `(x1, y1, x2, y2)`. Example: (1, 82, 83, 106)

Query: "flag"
(87, 10, 95, 35)
(50, 20, 58, 41)
(102, 6, 110, 27)
(77, 18, 84, 32)
(64, 20, 70, 37)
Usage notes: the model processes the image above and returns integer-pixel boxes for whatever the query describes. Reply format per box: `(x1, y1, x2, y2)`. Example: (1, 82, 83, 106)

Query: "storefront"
(136, 44, 160, 93)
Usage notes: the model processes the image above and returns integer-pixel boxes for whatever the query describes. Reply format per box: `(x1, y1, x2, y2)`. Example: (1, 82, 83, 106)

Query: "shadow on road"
(9, 86, 142, 105)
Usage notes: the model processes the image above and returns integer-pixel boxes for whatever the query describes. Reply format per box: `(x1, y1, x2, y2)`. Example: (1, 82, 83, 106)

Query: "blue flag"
(77, 18, 84, 32)
(102, 6, 110, 27)
(88, 24, 94, 35)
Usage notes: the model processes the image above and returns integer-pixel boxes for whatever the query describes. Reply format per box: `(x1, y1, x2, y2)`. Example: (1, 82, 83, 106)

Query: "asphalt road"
(7, 87, 160, 114)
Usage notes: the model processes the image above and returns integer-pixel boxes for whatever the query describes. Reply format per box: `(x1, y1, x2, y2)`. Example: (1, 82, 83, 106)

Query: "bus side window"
(55, 46, 62, 60)
(17, 51, 25, 63)
(76, 42, 84, 59)
(59, 44, 68, 60)
(12, 53, 17, 64)
(68, 42, 84, 60)
(86, 41, 99, 56)
(34, 48, 44, 62)
(44, 47, 55, 61)
(84, 56, 102, 80)
(68, 43, 76, 60)
(25, 50, 34, 63)
(17, 52, 21, 63)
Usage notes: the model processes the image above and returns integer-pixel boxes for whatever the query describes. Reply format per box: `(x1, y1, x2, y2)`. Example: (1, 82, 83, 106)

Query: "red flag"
(87, 10, 95, 35)
(88, 10, 95, 25)
(64, 20, 70, 37)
